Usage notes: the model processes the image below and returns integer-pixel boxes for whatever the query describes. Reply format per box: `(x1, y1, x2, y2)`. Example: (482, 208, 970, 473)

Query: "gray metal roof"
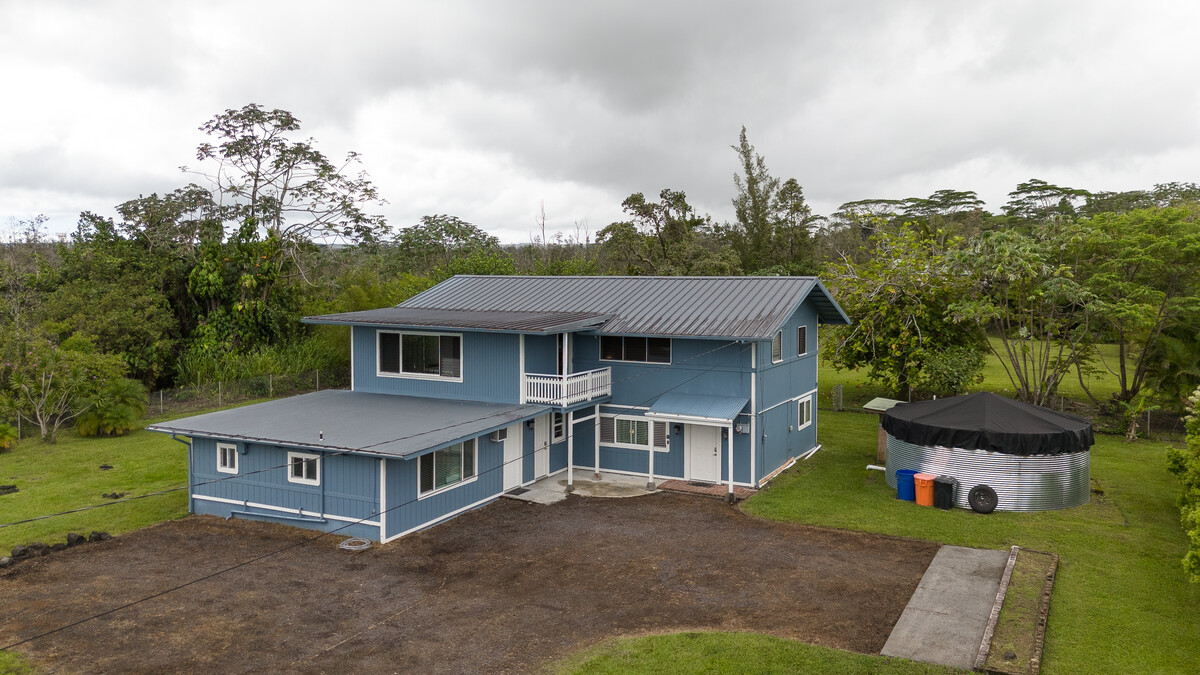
(645, 392, 750, 422)
(303, 307, 609, 334)
(146, 390, 547, 459)
(395, 276, 850, 340)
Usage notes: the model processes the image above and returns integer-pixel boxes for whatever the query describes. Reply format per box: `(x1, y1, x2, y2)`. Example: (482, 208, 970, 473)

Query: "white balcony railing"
(523, 367, 611, 406)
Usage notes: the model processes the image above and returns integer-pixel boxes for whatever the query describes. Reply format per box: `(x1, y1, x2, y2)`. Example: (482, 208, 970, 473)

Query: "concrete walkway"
(881, 545, 1010, 669)
(502, 470, 656, 504)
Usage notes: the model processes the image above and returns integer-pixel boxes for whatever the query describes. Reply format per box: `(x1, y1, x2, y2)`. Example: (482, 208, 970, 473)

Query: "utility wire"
(0, 343, 751, 652)
(0, 339, 745, 529)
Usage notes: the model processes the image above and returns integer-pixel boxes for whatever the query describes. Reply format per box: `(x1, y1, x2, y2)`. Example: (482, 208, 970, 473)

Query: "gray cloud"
(2, 0, 1197, 241)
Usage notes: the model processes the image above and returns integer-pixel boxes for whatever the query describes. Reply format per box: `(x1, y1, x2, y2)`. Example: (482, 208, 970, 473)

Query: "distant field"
(819, 339, 1126, 409)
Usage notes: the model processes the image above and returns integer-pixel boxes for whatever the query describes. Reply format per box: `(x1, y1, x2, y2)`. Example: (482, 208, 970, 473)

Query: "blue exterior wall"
(188, 436, 382, 541)
(383, 432, 506, 540)
(352, 325, 522, 403)
(753, 301, 820, 483)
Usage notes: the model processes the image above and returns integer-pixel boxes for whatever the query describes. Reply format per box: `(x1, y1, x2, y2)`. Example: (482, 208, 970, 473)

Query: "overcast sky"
(2, 1, 1197, 243)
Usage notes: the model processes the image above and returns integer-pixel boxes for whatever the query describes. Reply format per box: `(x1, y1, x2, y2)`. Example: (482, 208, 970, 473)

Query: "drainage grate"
(686, 481, 715, 488)
(507, 487, 530, 495)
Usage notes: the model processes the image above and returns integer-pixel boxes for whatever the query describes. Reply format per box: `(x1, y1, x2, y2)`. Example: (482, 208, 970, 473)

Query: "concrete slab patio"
(502, 470, 656, 504)
(881, 544, 1011, 669)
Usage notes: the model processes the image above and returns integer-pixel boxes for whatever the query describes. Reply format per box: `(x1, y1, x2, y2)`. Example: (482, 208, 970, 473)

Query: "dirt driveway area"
(1, 492, 938, 673)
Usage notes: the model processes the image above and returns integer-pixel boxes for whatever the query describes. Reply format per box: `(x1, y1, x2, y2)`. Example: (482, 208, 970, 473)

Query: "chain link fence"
(2, 367, 352, 440)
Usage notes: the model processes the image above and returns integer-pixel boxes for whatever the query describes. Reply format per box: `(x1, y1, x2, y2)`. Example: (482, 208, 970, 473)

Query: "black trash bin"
(933, 475, 958, 510)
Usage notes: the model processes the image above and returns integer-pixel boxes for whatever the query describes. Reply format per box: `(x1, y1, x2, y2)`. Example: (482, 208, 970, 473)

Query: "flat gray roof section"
(391, 276, 851, 340)
(147, 390, 548, 459)
(303, 307, 610, 334)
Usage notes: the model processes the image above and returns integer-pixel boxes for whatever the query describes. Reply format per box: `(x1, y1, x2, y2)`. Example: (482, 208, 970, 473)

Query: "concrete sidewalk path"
(881, 544, 1009, 669)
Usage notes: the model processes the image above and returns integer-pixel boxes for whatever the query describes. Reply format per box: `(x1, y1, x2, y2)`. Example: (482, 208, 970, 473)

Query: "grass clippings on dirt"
(983, 549, 1058, 674)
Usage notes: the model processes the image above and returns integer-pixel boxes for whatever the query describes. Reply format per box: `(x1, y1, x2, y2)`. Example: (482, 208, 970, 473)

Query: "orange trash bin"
(914, 473, 936, 507)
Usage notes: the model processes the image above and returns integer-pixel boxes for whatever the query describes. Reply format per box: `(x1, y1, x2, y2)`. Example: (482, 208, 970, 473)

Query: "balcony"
(523, 367, 612, 406)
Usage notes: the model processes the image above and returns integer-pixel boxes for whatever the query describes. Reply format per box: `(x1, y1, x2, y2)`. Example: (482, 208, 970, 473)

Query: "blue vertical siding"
(753, 300, 821, 483)
(384, 434, 506, 540)
(352, 326, 522, 403)
(570, 410, 597, 469)
(524, 334, 559, 374)
(188, 436, 382, 540)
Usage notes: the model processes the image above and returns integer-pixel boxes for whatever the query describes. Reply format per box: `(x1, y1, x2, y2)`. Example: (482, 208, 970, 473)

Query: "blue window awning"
(644, 393, 750, 424)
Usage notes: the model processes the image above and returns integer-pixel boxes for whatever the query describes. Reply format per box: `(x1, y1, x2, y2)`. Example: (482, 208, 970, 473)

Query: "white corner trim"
(379, 457, 388, 539)
(800, 444, 822, 461)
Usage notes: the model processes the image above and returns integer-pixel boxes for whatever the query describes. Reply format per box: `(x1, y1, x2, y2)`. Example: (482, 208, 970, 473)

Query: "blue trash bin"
(896, 469, 918, 501)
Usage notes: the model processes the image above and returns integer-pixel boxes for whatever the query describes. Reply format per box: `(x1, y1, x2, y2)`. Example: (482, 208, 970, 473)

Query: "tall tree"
(728, 127, 818, 273)
(824, 225, 982, 399)
(597, 189, 737, 275)
(187, 103, 388, 277)
(393, 215, 501, 272)
(1002, 178, 1090, 222)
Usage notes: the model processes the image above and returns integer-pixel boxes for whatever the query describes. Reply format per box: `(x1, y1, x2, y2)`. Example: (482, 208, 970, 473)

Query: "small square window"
(287, 452, 320, 486)
(552, 413, 566, 442)
(217, 443, 238, 474)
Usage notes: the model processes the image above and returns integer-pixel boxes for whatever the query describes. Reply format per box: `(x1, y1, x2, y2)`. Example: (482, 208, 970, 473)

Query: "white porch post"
(727, 423, 735, 500)
(560, 332, 569, 406)
(567, 409, 574, 490)
(647, 432, 656, 491)
(594, 408, 602, 479)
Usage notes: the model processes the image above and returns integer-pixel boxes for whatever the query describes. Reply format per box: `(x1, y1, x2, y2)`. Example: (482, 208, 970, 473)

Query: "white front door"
(687, 425, 721, 483)
(533, 414, 551, 478)
(502, 423, 523, 491)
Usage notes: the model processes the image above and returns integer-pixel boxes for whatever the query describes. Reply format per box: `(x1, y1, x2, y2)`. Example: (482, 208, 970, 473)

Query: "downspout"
(320, 453, 327, 520)
(169, 434, 194, 514)
(750, 342, 757, 487)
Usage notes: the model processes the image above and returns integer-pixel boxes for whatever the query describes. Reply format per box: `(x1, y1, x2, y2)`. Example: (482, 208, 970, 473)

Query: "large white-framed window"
(552, 412, 566, 442)
(377, 330, 463, 381)
(419, 439, 477, 497)
(216, 442, 238, 474)
(771, 331, 783, 363)
(599, 336, 671, 364)
(798, 396, 813, 430)
(599, 414, 669, 451)
(797, 325, 808, 357)
(287, 451, 321, 486)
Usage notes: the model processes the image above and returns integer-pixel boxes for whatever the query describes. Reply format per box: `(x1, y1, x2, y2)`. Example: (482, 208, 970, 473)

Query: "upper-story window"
(378, 331, 462, 381)
(797, 325, 808, 357)
(600, 336, 671, 363)
(771, 331, 783, 363)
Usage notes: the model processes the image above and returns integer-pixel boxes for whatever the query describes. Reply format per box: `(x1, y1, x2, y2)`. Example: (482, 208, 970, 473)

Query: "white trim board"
(192, 494, 381, 528)
(758, 387, 818, 415)
(382, 493, 499, 543)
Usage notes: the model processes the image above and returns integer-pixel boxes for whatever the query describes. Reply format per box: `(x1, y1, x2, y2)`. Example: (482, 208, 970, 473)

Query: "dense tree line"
(2, 103, 1199, 446)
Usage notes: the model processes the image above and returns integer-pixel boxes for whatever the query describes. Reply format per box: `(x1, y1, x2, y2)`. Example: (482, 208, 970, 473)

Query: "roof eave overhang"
(300, 317, 608, 335)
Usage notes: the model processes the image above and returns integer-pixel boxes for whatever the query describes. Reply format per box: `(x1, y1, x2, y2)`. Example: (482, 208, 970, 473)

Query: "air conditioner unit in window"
(489, 428, 508, 442)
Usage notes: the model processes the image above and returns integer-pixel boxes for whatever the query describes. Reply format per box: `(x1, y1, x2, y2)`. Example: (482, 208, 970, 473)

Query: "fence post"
(159, 390, 164, 414)
(218, 381, 222, 406)
(269, 373, 273, 397)
(316, 369, 320, 392)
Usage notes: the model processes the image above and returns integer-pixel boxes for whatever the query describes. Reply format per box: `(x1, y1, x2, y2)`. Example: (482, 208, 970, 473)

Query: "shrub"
(915, 345, 986, 398)
(0, 422, 17, 450)
(77, 378, 148, 437)
(1167, 387, 1200, 581)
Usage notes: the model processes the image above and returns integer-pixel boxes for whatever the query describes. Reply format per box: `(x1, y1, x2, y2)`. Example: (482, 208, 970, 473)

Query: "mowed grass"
(554, 632, 960, 675)
(0, 403, 268, 554)
(741, 412, 1200, 675)
(820, 340, 1125, 409)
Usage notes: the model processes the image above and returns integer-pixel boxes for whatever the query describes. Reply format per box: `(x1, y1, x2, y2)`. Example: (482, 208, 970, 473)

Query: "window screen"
(379, 332, 401, 373)
(797, 326, 808, 357)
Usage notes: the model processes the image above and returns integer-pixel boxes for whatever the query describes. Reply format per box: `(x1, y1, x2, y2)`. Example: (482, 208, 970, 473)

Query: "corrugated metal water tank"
(884, 435, 1091, 511)
(881, 392, 1094, 512)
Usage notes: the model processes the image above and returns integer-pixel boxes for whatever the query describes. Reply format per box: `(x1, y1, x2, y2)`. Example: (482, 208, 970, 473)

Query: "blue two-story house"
(148, 276, 850, 542)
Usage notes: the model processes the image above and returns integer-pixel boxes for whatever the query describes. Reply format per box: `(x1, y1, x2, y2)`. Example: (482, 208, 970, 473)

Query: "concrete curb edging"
(974, 545, 1020, 670)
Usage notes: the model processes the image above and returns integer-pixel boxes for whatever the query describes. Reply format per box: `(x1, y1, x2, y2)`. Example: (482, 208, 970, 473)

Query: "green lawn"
(564, 412, 1200, 674)
(820, 340, 1125, 410)
(555, 632, 960, 675)
(0, 403, 276, 554)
